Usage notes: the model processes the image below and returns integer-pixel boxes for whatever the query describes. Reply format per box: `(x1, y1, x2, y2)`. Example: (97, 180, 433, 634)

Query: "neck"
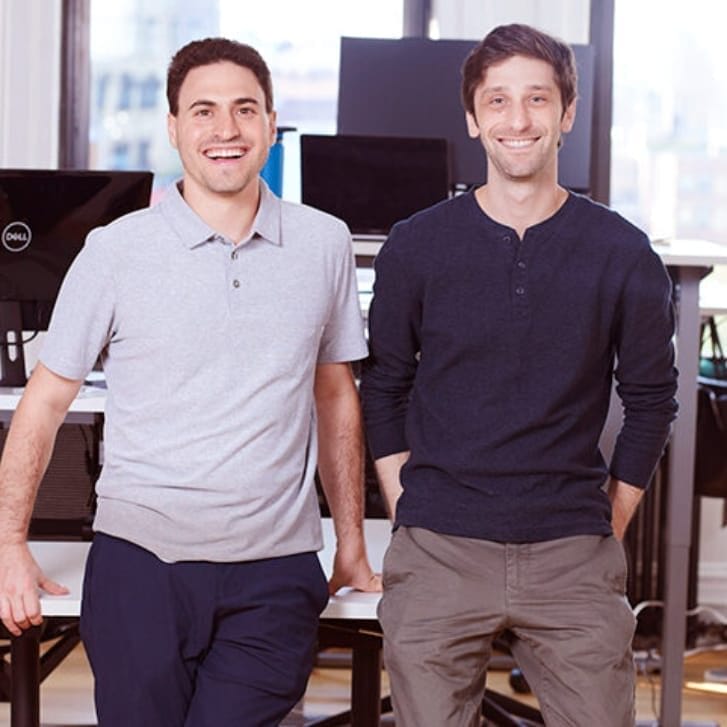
(181, 178, 261, 244)
(474, 176, 568, 239)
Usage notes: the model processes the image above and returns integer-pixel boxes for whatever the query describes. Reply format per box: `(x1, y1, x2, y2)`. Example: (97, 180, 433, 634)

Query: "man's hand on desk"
(0, 542, 68, 636)
(328, 545, 382, 595)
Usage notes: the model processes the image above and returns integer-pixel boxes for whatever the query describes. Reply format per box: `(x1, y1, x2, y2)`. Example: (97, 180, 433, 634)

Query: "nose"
(213, 108, 240, 140)
(507, 100, 531, 131)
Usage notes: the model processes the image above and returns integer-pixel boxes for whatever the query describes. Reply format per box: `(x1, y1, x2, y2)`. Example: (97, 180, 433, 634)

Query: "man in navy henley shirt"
(361, 23, 677, 727)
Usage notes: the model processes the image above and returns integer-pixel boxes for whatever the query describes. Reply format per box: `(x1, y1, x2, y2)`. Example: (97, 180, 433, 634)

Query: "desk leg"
(661, 265, 705, 726)
(350, 639, 382, 727)
(10, 625, 41, 727)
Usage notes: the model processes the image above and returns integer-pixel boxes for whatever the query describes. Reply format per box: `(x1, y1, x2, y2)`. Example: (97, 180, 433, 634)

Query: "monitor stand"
(0, 301, 29, 387)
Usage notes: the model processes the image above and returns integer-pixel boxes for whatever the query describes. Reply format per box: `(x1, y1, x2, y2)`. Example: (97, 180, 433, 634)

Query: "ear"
(167, 113, 179, 150)
(560, 99, 576, 134)
(465, 111, 480, 140)
(268, 110, 278, 147)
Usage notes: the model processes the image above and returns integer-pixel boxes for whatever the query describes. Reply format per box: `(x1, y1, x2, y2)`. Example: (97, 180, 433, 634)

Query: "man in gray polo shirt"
(0, 38, 379, 726)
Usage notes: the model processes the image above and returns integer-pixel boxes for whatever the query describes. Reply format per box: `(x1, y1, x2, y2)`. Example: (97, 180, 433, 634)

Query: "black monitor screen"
(0, 169, 153, 329)
(300, 134, 450, 236)
(0, 169, 153, 386)
(337, 37, 594, 192)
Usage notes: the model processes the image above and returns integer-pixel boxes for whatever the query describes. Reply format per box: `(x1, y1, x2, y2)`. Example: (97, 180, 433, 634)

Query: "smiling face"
(167, 60, 276, 207)
(466, 54, 575, 188)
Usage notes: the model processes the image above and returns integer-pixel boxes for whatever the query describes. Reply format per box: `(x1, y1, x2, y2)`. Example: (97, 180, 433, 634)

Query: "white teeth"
(501, 138, 535, 148)
(206, 148, 245, 159)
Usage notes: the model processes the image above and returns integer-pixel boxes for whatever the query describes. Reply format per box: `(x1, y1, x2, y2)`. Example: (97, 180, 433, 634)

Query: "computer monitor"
(337, 36, 595, 192)
(0, 169, 153, 386)
(300, 134, 450, 236)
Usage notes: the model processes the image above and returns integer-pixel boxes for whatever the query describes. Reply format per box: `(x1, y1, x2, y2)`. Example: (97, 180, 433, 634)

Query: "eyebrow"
(187, 97, 260, 110)
(481, 83, 554, 94)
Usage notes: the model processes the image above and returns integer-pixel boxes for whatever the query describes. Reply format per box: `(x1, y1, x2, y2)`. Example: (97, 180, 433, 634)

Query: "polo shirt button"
(515, 286, 525, 295)
(517, 260, 526, 269)
(503, 235, 512, 244)
(231, 250, 239, 260)
(233, 279, 241, 288)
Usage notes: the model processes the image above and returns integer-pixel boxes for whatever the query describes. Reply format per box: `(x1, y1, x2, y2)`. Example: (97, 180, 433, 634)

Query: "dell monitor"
(0, 169, 153, 387)
(300, 133, 450, 236)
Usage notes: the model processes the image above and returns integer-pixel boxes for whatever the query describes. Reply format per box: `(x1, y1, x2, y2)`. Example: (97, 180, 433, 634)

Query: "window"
(89, 0, 404, 201)
(611, 1, 727, 243)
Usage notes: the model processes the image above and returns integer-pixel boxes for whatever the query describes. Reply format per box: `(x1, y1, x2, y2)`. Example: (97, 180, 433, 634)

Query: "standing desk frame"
(657, 239, 727, 725)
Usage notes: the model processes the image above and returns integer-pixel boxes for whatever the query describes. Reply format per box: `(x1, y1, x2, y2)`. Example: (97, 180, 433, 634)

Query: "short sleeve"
(316, 231, 368, 364)
(39, 228, 116, 380)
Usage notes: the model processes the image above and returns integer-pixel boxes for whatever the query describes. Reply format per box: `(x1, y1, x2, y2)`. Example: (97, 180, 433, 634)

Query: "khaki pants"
(378, 527, 636, 727)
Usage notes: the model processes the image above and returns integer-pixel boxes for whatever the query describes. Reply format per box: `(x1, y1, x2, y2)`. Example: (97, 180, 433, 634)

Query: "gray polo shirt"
(40, 180, 368, 562)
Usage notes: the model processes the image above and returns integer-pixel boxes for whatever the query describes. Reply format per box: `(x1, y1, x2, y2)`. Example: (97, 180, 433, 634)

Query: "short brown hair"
(461, 24, 577, 119)
(167, 37, 274, 116)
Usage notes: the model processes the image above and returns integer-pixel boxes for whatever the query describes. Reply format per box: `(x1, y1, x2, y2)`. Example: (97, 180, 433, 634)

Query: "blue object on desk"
(260, 126, 296, 197)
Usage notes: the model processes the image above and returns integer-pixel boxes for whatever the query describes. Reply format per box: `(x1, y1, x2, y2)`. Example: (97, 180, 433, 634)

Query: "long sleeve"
(360, 227, 421, 459)
(610, 246, 679, 487)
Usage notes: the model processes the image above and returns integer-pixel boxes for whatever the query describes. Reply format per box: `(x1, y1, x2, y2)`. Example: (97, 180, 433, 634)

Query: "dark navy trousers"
(80, 533, 329, 727)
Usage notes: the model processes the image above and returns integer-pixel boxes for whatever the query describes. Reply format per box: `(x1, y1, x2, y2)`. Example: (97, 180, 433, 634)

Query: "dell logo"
(1, 221, 32, 252)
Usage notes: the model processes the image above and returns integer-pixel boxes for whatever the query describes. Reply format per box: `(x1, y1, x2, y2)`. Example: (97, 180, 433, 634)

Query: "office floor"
(1, 644, 727, 726)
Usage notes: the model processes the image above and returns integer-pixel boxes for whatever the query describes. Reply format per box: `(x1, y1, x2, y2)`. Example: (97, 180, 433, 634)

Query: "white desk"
(352, 237, 385, 262)
(320, 518, 387, 620)
(29, 542, 89, 618)
(21, 521, 390, 622)
(1, 543, 91, 727)
(0, 386, 105, 427)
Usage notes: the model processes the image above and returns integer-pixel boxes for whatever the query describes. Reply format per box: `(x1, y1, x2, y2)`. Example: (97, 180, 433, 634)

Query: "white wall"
(0, 0, 62, 168)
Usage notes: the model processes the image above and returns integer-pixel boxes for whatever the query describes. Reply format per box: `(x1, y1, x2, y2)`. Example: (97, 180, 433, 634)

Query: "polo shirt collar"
(160, 178, 282, 249)
(252, 178, 282, 247)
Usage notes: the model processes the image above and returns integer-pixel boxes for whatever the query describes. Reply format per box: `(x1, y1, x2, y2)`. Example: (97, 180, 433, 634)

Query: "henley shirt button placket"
(513, 245, 528, 316)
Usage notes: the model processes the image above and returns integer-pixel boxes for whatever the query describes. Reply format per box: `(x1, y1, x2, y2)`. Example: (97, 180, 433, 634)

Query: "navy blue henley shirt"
(360, 191, 678, 542)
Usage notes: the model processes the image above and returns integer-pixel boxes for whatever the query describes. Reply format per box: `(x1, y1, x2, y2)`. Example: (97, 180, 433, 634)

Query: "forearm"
(0, 404, 66, 543)
(315, 364, 382, 593)
(315, 367, 365, 543)
(0, 365, 80, 543)
(0, 365, 79, 633)
(373, 450, 409, 521)
(608, 477, 644, 541)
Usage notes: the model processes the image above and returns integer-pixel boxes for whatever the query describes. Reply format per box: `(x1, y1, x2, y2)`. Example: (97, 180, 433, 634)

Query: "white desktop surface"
(320, 518, 389, 620)
(32, 519, 391, 621)
(0, 385, 106, 413)
(30, 541, 89, 618)
(654, 237, 727, 267)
